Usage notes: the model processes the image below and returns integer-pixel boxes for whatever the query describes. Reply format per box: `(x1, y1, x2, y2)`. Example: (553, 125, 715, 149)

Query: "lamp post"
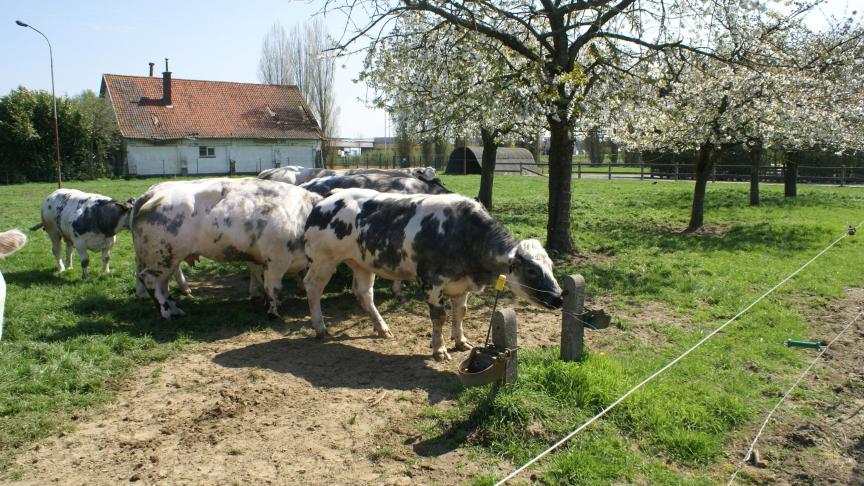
(16, 20, 62, 188)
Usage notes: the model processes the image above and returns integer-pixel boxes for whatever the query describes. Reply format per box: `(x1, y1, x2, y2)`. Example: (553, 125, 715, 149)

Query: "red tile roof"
(101, 74, 322, 141)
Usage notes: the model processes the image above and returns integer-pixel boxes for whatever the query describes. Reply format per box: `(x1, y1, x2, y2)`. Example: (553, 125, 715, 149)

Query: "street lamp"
(16, 20, 62, 188)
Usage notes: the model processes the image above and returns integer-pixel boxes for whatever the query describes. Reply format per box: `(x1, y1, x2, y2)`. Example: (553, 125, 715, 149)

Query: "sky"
(1, 1, 857, 140)
(1, 0, 387, 139)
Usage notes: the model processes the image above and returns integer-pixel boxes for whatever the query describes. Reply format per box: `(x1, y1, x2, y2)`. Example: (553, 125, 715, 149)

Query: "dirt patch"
(722, 288, 864, 485)
(10, 297, 531, 485)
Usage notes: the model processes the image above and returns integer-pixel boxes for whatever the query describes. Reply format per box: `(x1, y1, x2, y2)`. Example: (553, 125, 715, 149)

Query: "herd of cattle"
(4, 166, 564, 360)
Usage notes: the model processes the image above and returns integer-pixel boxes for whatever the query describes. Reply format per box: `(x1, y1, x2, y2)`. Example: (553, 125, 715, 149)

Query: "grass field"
(1, 176, 863, 483)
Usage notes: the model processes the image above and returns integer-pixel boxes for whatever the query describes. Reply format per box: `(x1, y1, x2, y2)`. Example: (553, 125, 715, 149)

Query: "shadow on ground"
(212, 337, 460, 403)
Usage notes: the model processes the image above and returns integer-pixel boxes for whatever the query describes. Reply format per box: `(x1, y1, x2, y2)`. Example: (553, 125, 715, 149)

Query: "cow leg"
(138, 269, 184, 319)
(74, 240, 90, 280)
(47, 231, 65, 272)
(426, 288, 450, 361)
(101, 247, 111, 274)
(135, 256, 149, 298)
(248, 263, 265, 301)
(303, 262, 337, 337)
(174, 266, 192, 297)
(391, 280, 404, 300)
(450, 293, 472, 351)
(63, 238, 74, 270)
(352, 268, 392, 338)
(262, 265, 284, 319)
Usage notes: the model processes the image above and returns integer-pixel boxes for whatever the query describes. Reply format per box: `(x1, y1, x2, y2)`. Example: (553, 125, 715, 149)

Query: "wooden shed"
(445, 146, 537, 175)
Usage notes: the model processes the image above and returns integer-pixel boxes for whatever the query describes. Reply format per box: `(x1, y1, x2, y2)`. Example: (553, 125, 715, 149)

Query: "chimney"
(162, 58, 172, 106)
(148, 62, 155, 77)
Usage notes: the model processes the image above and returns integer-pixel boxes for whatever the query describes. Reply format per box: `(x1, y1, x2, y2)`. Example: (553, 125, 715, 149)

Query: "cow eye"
(526, 268, 539, 278)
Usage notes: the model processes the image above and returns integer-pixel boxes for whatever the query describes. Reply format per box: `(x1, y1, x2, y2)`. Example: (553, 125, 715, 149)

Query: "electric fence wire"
(727, 309, 864, 485)
(493, 221, 862, 486)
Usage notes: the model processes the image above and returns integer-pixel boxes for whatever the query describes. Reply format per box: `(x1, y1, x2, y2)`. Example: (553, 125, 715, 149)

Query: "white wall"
(126, 139, 320, 176)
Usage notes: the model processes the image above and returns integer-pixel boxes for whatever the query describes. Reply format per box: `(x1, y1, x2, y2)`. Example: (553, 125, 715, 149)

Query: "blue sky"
(2, 0, 386, 138)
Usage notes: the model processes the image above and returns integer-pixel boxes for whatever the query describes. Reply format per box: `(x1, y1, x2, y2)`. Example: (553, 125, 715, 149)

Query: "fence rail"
(331, 155, 863, 187)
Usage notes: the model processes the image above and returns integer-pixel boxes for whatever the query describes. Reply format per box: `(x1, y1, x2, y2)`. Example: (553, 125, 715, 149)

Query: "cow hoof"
(433, 349, 451, 362)
(180, 290, 193, 298)
(454, 340, 473, 351)
(267, 312, 282, 321)
(315, 329, 331, 340)
(376, 328, 394, 338)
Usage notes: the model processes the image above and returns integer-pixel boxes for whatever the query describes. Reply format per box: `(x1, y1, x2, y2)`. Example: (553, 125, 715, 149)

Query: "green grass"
(1, 176, 863, 483)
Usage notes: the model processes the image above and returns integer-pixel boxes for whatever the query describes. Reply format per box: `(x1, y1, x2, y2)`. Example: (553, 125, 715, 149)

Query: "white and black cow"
(301, 173, 450, 298)
(303, 189, 563, 361)
(131, 178, 321, 319)
(300, 173, 449, 197)
(258, 166, 438, 185)
(32, 189, 133, 280)
(0, 229, 27, 340)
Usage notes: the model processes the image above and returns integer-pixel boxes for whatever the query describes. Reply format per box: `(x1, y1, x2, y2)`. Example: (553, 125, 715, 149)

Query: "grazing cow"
(131, 178, 321, 318)
(301, 173, 450, 298)
(303, 189, 563, 361)
(32, 189, 133, 279)
(258, 166, 437, 185)
(300, 173, 449, 197)
(0, 229, 27, 340)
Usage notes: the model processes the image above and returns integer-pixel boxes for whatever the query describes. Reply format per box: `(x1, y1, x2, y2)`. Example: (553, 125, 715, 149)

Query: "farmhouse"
(100, 63, 323, 177)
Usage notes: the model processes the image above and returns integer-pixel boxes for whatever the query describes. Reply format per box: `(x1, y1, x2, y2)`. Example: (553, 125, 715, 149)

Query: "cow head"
(507, 239, 563, 309)
(423, 177, 451, 194)
(413, 167, 437, 182)
(109, 198, 135, 232)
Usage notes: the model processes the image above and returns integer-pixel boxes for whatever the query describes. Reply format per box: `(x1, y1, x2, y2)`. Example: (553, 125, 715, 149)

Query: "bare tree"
(258, 20, 339, 167)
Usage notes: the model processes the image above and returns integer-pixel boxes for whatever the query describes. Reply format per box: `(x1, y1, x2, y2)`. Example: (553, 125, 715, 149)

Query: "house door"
(195, 145, 230, 175)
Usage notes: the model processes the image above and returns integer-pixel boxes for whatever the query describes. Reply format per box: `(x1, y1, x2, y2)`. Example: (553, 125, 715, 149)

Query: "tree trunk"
(609, 142, 619, 164)
(749, 142, 762, 206)
(686, 142, 715, 232)
(784, 153, 797, 197)
(546, 118, 575, 253)
(478, 128, 498, 210)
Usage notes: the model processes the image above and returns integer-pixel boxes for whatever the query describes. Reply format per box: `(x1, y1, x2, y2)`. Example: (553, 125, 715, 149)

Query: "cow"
(258, 166, 438, 185)
(301, 173, 450, 299)
(299, 173, 449, 197)
(131, 178, 321, 319)
(0, 229, 27, 340)
(31, 189, 133, 280)
(303, 189, 563, 361)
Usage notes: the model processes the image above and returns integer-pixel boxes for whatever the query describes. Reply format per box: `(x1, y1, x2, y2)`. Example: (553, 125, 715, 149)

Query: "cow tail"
(29, 222, 44, 232)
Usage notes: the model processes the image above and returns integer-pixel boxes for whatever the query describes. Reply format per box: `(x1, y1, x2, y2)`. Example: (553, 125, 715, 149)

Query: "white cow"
(0, 229, 27, 340)
(131, 178, 322, 318)
(32, 189, 133, 279)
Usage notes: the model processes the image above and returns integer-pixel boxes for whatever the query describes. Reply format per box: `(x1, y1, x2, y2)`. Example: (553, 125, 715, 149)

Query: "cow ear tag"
(495, 274, 507, 291)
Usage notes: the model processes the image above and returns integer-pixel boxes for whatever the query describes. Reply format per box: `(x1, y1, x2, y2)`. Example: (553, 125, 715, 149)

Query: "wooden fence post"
(560, 275, 586, 362)
(492, 307, 518, 385)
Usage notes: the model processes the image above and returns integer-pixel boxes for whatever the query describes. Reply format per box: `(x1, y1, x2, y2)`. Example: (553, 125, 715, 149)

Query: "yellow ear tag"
(495, 274, 507, 291)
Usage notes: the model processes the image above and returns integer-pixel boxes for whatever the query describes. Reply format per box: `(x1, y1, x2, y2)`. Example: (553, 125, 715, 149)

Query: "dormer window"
(199, 146, 215, 158)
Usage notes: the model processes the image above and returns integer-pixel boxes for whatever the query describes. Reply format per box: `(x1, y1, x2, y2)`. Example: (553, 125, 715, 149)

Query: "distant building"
(329, 138, 375, 157)
(101, 63, 322, 176)
(373, 137, 397, 150)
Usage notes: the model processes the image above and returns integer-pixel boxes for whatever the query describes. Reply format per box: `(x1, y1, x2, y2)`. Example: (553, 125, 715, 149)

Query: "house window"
(199, 146, 215, 158)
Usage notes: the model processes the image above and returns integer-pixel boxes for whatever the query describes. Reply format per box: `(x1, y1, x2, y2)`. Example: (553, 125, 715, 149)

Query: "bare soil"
(722, 288, 864, 485)
(12, 282, 860, 485)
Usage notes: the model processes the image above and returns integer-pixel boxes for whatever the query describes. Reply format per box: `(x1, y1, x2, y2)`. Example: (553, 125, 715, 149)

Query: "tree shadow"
(212, 338, 460, 403)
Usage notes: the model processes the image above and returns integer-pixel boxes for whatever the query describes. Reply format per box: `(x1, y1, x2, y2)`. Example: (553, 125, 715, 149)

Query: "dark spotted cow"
(300, 173, 449, 197)
(303, 189, 563, 361)
(0, 229, 27, 340)
(32, 189, 133, 279)
(131, 178, 321, 319)
(300, 173, 449, 298)
(258, 166, 438, 185)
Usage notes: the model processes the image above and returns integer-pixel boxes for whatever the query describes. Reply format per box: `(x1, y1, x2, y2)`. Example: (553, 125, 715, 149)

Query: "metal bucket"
(458, 347, 511, 387)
